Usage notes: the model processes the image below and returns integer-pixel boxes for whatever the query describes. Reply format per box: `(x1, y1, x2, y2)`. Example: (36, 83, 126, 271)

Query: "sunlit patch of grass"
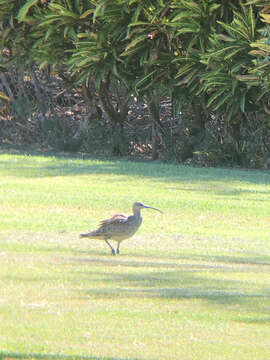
(0, 151, 270, 359)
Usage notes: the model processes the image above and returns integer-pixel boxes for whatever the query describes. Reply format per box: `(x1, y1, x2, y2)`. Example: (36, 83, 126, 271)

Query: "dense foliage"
(0, 0, 270, 167)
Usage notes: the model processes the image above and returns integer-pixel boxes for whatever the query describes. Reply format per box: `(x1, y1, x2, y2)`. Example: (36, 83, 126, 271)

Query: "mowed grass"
(0, 151, 270, 360)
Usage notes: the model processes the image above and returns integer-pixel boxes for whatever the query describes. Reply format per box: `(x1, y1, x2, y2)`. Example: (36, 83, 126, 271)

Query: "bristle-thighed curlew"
(80, 202, 162, 255)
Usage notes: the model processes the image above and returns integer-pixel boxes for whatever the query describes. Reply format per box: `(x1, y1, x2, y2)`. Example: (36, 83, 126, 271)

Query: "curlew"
(80, 202, 162, 255)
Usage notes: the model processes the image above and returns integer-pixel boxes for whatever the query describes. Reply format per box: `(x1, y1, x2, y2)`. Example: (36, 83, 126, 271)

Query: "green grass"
(0, 151, 270, 360)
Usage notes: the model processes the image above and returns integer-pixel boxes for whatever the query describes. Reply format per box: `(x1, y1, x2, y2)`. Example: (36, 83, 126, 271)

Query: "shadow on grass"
(78, 269, 269, 303)
(72, 250, 270, 268)
(0, 352, 141, 360)
(69, 252, 270, 323)
(1, 147, 270, 186)
(236, 316, 270, 325)
(170, 252, 270, 267)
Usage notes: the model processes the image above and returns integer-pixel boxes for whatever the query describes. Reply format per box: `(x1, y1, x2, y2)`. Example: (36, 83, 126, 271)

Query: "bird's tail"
(79, 233, 90, 238)
(79, 230, 100, 238)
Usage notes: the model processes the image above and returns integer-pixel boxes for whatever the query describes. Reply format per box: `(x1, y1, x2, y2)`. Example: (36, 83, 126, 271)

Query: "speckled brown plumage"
(80, 202, 162, 255)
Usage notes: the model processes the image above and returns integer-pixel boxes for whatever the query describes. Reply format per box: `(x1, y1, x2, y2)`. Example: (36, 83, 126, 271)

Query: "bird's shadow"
(0, 351, 141, 360)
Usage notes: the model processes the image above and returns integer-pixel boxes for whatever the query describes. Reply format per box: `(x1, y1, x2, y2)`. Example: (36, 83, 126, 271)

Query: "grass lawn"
(0, 150, 270, 360)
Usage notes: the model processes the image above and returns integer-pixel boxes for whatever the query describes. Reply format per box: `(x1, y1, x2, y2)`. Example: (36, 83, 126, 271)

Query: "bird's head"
(133, 201, 162, 213)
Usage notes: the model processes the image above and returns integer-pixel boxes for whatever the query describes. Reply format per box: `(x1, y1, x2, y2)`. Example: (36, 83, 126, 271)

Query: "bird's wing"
(97, 214, 132, 239)
(80, 215, 128, 239)
(99, 214, 127, 227)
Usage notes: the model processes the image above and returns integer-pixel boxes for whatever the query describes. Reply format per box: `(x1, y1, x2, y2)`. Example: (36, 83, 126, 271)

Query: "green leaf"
(121, 34, 149, 56)
(77, 32, 98, 40)
(80, 9, 94, 19)
(48, 3, 79, 18)
(176, 69, 198, 85)
(45, 27, 54, 41)
(207, 89, 226, 108)
(17, 0, 39, 22)
(208, 45, 243, 59)
(39, 61, 49, 70)
(239, 91, 246, 112)
(175, 64, 195, 78)
(257, 88, 270, 102)
(217, 21, 246, 40)
(93, 2, 104, 23)
(0, 91, 9, 101)
(261, 13, 270, 24)
(248, 6, 255, 39)
(212, 93, 232, 111)
(171, 11, 192, 23)
(128, 21, 152, 27)
(223, 47, 243, 60)
(209, 4, 220, 15)
(134, 70, 157, 93)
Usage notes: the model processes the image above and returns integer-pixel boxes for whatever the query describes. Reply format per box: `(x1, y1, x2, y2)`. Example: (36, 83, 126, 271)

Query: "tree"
(0, 0, 269, 166)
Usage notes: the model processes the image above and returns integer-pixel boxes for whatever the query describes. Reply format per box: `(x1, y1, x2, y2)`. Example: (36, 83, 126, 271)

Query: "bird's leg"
(105, 240, 115, 256)
(116, 242, 120, 254)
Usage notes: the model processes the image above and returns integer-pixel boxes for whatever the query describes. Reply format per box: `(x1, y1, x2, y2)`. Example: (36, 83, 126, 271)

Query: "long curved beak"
(143, 205, 163, 213)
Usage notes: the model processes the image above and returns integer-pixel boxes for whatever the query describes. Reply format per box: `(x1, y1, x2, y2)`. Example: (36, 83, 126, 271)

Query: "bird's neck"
(133, 207, 142, 218)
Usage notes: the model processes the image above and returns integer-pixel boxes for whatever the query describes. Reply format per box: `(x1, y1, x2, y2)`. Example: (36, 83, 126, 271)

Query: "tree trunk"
(151, 121, 159, 160)
(231, 120, 242, 165)
(147, 94, 177, 161)
(99, 80, 130, 156)
(180, 103, 206, 162)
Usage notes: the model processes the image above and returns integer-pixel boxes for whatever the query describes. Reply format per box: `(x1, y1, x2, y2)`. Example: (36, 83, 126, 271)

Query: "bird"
(79, 202, 162, 255)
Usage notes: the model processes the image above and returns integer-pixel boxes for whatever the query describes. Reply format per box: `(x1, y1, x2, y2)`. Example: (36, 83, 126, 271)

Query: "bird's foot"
(105, 240, 116, 256)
